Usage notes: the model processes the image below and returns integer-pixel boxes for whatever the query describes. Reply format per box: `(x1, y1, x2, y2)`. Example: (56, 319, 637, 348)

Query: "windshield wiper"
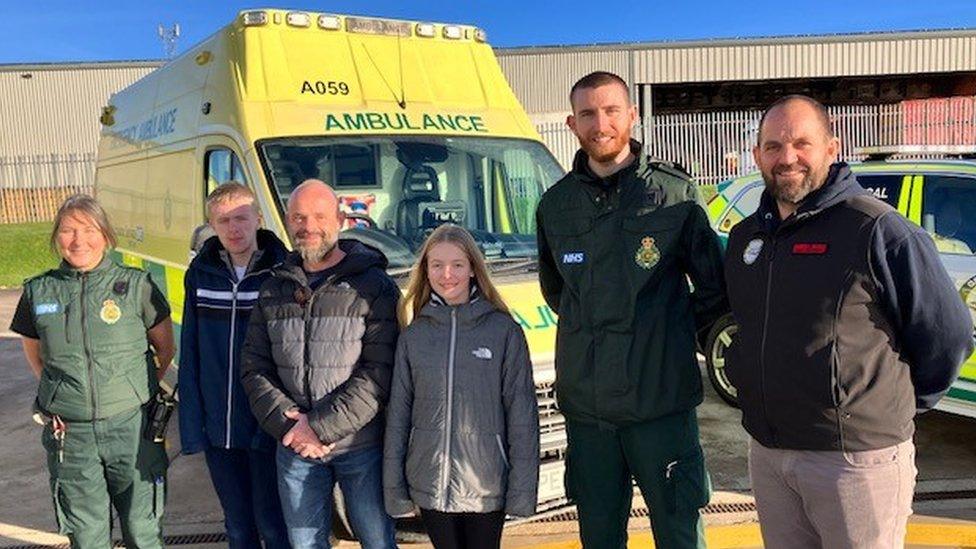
(487, 258, 538, 275)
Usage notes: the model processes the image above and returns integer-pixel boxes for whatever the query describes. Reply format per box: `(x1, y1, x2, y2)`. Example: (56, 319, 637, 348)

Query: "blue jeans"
(204, 447, 290, 549)
(276, 444, 396, 549)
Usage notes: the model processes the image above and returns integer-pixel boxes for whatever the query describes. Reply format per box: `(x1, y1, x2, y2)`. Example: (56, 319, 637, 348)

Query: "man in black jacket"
(536, 71, 727, 549)
(725, 95, 974, 549)
(241, 179, 399, 549)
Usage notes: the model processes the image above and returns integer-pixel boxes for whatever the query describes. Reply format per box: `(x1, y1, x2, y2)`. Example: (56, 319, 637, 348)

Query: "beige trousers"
(748, 437, 916, 549)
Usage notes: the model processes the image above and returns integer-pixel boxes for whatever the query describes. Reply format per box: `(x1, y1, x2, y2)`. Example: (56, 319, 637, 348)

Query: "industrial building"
(4, 28, 976, 222)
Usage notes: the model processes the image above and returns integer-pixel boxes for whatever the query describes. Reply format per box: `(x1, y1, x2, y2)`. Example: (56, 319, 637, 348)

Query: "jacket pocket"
(405, 428, 440, 490)
(664, 448, 711, 514)
(37, 370, 64, 411)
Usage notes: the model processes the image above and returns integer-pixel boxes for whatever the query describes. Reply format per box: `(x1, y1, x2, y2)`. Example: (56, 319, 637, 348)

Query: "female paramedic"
(383, 224, 540, 549)
(10, 194, 173, 548)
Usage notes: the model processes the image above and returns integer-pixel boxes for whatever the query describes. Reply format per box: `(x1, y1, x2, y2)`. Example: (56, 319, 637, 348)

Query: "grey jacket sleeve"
(383, 335, 415, 517)
(240, 296, 299, 440)
(870, 212, 975, 411)
(308, 275, 400, 443)
(501, 322, 540, 517)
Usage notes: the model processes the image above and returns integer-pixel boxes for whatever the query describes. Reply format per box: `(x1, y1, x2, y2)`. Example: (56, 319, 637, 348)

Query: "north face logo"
(472, 347, 493, 360)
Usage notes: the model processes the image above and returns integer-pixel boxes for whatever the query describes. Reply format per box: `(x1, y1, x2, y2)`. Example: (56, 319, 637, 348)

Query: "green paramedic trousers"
(42, 406, 168, 549)
(564, 410, 710, 549)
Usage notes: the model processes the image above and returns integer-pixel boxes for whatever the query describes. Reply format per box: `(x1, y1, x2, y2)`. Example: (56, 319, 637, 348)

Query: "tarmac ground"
(2, 288, 976, 548)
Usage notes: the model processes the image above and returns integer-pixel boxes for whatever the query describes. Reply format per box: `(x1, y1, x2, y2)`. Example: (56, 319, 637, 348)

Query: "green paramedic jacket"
(11, 256, 170, 422)
(536, 141, 728, 426)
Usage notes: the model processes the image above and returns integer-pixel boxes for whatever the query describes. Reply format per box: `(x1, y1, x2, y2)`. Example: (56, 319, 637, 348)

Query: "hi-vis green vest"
(23, 257, 163, 421)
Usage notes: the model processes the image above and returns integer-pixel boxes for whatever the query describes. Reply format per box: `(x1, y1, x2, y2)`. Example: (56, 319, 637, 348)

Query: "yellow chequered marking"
(120, 252, 145, 269)
(164, 264, 187, 326)
(707, 194, 729, 223)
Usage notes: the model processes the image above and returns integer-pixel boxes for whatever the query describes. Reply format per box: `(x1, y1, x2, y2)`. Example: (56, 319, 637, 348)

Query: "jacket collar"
(194, 229, 288, 278)
(571, 139, 643, 190)
(755, 162, 869, 233)
(274, 238, 389, 288)
(56, 254, 113, 278)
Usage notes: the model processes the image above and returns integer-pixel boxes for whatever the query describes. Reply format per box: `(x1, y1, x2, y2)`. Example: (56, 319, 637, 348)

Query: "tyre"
(705, 313, 739, 407)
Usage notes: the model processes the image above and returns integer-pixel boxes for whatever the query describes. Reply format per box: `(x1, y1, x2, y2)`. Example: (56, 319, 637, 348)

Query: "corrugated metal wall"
(497, 30, 976, 115)
(633, 34, 976, 83)
(0, 63, 158, 223)
(497, 49, 630, 115)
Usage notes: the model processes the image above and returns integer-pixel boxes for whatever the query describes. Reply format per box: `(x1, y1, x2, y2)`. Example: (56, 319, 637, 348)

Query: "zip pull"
(665, 459, 678, 480)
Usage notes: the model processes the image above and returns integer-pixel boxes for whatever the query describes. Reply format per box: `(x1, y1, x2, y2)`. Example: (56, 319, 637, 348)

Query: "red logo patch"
(792, 242, 828, 255)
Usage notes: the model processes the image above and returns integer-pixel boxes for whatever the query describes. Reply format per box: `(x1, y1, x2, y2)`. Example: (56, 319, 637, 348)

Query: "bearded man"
(723, 95, 973, 549)
(241, 179, 400, 548)
(535, 71, 728, 549)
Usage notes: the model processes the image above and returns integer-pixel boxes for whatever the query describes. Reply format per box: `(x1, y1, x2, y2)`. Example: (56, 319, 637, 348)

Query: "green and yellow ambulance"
(93, 9, 568, 534)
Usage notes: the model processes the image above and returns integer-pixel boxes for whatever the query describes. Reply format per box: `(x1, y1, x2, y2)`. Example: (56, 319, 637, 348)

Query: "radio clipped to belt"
(144, 385, 177, 444)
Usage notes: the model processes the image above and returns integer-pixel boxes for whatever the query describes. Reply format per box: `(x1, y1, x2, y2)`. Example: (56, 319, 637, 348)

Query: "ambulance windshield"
(259, 136, 564, 269)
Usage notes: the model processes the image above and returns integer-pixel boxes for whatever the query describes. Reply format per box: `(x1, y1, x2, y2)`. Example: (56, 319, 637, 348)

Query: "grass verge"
(0, 223, 58, 288)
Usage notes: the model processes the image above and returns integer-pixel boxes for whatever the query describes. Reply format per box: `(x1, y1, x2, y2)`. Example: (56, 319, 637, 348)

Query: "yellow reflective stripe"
(164, 265, 186, 326)
(896, 175, 912, 215)
(907, 175, 924, 224)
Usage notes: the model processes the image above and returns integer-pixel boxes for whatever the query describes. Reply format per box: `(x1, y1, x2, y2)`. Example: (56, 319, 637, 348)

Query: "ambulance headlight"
(474, 28, 487, 43)
(286, 12, 311, 27)
(443, 25, 463, 40)
(318, 15, 341, 30)
(416, 23, 436, 38)
(241, 11, 268, 26)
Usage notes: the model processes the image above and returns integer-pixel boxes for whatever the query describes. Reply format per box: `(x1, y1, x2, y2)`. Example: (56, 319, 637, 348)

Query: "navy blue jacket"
(178, 229, 288, 453)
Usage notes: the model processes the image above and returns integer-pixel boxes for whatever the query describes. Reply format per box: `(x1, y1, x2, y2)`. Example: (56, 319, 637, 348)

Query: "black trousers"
(420, 508, 505, 549)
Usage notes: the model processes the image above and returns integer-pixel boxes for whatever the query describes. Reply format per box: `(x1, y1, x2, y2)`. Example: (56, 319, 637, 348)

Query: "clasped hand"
(282, 409, 334, 459)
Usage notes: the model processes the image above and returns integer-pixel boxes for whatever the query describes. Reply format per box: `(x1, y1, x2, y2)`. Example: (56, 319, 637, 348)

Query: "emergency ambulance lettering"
(324, 112, 489, 132)
(436, 114, 458, 131)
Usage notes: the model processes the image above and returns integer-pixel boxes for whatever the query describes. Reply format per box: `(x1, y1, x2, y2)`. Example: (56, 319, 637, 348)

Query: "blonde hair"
(398, 224, 509, 325)
(206, 181, 258, 219)
(50, 194, 117, 254)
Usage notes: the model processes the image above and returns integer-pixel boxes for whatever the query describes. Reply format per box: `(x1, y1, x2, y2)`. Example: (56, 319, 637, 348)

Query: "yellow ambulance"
(94, 8, 567, 530)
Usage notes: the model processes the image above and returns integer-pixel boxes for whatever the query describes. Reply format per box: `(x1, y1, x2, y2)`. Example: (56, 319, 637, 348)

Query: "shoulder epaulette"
(648, 158, 693, 180)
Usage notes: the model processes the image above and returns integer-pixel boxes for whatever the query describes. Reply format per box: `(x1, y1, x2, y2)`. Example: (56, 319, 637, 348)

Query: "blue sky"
(2, 1, 976, 64)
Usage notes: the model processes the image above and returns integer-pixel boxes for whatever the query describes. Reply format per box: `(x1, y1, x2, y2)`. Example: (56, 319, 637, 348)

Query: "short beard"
(293, 233, 337, 264)
(578, 132, 631, 164)
(761, 164, 828, 206)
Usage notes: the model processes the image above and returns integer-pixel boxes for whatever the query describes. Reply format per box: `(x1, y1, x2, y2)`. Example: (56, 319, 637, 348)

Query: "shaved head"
(286, 178, 345, 267)
(288, 179, 340, 216)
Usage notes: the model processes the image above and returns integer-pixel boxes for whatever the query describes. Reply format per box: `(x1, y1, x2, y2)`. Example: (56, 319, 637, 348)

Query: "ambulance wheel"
(705, 313, 739, 407)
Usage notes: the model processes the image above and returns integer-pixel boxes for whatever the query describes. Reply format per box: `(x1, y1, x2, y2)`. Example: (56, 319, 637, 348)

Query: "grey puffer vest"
(383, 294, 540, 517)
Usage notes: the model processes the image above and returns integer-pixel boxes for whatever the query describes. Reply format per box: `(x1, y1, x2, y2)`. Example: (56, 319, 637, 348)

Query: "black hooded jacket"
(725, 163, 974, 451)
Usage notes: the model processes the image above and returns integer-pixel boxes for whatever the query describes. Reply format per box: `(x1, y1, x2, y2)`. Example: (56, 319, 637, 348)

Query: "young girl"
(383, 224, 540, 549)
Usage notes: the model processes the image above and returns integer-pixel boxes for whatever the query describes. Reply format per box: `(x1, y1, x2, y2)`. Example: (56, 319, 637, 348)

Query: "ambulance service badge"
(743, 238, 764, 265)
(634, 236, 661, 270)
(100, 299, 122, 325)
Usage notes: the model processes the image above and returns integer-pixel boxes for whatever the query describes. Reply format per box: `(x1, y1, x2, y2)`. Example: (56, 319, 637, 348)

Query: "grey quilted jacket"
(383, 293, 540, 517)
(240, 240, 400, 455)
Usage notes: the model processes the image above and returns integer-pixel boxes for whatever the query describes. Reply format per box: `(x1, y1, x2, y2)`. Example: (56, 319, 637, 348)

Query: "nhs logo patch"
(35, 303, 60, 315)
(562, 252, 585, 264)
